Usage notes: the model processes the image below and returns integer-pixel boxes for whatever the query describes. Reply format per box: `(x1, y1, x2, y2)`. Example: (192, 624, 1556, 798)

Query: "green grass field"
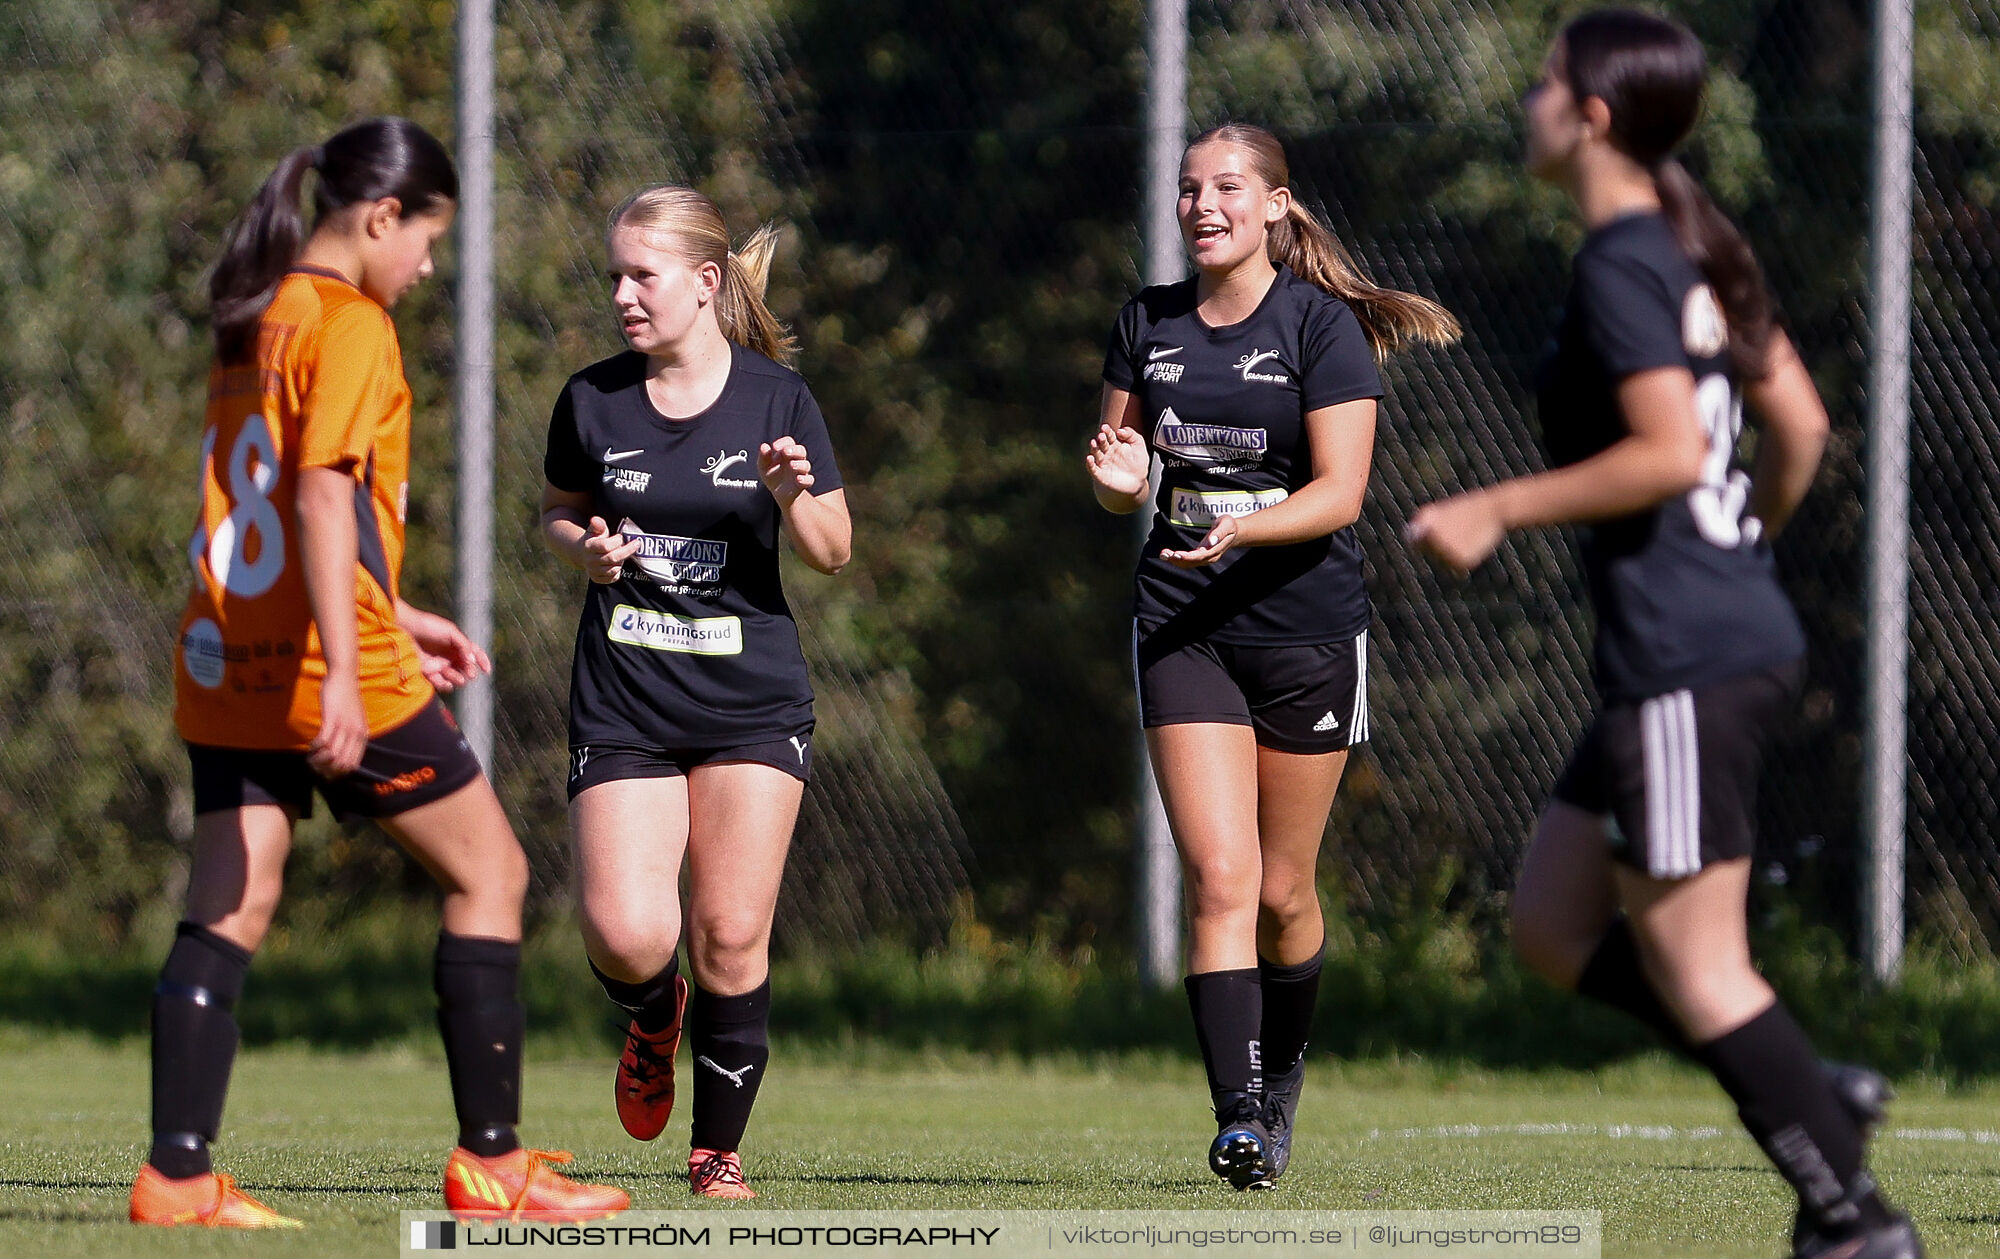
(3, 1028, 1996, 1258)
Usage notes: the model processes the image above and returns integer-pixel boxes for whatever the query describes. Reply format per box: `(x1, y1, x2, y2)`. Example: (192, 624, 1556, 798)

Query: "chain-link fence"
(1, 0, 1996, 965)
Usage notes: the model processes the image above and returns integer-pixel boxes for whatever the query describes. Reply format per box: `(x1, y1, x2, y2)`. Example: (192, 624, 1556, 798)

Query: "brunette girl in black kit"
(1087, 123, 1459, 1190)
(541, 186, 849, 1200)
(1410, 12, 1920, 1258)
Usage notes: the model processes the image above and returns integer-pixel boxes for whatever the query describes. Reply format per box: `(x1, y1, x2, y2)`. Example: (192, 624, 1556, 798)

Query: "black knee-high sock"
(150, 922, 252, 1179)
(590, 954, 683, 1035)
(435, 933, 523, 1157)
(1574, 918, 1691, 1055)
(1258, 944, 1323, 1079)
(687, 979, 772, 1153)
(1184, 968, 1263, 1114)
(1695, 1003, 1890, 1234)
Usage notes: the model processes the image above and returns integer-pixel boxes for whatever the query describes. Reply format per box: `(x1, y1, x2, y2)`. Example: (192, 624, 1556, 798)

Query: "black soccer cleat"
(1208, 1094, 1273, 1191)
(1791, 1213, 1924, 1259)
(1794, 1065, 1896, 1250)
(1262, 1061, 1306, 1181)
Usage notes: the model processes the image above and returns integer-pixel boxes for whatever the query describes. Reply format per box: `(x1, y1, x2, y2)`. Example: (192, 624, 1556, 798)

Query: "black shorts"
(187, 698, 484, 822)
(1134, 621, 1368, 755)
(567, 727, 815, 800)
(1552, 662, 1802, 880)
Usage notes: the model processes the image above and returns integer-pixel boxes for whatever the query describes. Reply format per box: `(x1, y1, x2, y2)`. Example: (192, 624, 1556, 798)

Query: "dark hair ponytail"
(1561, 9, 1775, 379)
(209, 117, 458, 362)
(1188, 123, 1460, 361)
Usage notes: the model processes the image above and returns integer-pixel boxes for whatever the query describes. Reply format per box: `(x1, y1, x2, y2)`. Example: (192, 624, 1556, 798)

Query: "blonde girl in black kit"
(1088, 123, 1458, 1189)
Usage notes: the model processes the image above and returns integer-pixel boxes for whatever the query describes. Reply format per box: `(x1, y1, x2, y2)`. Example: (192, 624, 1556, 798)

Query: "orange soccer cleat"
(443, 1146, 629, 1222)
(129, 1165, 304, 1229)
(614, 975, 689, 1141)
(688, 1147, 756, 1200)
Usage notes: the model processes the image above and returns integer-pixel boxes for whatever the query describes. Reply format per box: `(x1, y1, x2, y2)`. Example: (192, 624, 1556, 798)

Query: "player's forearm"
(1742, 340, 1829, 538)
(1093, 480, 1150, 514)
(1230, 477, 1364, 547)
(779, 491, 851, 574)
(1488, 434, 1703, 531)
(539, 507, 594, 569)
(297, 466, 362, 676)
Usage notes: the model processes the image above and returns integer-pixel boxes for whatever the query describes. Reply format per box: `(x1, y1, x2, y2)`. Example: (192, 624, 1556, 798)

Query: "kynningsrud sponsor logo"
(617, 520, 727, 586)
(608, 605, 744, 655)
(703, 449, 759, 489)
(605, 466, 652, 493)
(1168, 487, 1289, 528)
(1235, 348, 1290, 384)
(1153, 408, 1268, 470)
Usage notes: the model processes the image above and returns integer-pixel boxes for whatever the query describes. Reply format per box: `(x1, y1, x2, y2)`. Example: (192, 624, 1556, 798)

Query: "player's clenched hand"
(1406, 491, 1505, 576)
(1085, 423, 1149, 499)
(1161, 512, 1241, 568)
(399, 604, 492, 693)
(308, 675, 369, 778)
(758, 437, 816, 506)
(581, 516, 641, 584)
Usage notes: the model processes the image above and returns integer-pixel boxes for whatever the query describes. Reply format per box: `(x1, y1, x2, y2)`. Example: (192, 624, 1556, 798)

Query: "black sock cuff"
(691, 977, 772, 1029)
(435, 933, 521, 1009)
(1258, 944, 1326, 985)
(161, 922, 253, 1008)
(436, 932, 523, 968)
(1183, 967, 1260, 994)
(590, 954, 681, 1007)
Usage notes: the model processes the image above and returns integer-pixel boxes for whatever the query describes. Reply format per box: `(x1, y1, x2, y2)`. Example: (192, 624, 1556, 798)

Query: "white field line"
(1364, 1123, 2000, 1145)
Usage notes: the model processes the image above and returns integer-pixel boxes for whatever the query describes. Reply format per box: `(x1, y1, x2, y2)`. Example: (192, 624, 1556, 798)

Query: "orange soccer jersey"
(174, 266, 432, 749)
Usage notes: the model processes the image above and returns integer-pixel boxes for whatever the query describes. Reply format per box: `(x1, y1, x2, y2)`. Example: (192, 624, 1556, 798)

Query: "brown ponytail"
(1189, 123, 1459, 362)
(1561, 10, 1776, 379)
(209, 118, 457, 363)
(208, 146, 319, 363)
(1653, 157, 1775, 380)
(609, 186, 797, 366)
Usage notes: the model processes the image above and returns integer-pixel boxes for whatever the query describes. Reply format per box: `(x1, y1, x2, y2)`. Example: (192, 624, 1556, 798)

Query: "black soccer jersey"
(1536, 211, 1804, 703)
(544, 342, 843, 749)
(1103, 265, 1384, 645)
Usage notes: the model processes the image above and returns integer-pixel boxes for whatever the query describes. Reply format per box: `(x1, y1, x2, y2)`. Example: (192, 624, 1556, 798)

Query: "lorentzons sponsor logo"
(608, 606, 744, 656)
(1153, 409, 1268, 471)
(618, 520, 727, 586)
(1168, 487, 1289, 528)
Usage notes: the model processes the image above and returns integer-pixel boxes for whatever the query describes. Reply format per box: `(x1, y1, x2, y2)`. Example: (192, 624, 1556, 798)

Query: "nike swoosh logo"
(603, 447, 644, 462)
(1148, 346, 1183, 360)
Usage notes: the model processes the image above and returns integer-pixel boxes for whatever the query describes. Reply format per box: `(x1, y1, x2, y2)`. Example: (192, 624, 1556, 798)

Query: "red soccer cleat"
(688, 1147, 756, 1200)
(614, 975, 689, 1141)
(443, 1147, 630, 1222)
(129, 1165, 304, 1229)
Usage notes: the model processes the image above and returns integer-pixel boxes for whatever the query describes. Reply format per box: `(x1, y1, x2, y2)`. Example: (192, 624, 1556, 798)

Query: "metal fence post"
(1137, 0, 1188, 990)
(455, 0, 496, 771)
(1865, 0, 1915, 983)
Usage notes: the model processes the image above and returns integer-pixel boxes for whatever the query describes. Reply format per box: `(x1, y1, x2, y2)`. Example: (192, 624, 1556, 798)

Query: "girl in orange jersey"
(134, 118, 627, 1229)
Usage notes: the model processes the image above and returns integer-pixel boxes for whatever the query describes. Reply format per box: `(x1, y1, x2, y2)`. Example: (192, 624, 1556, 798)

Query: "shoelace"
(620, 1028, 676, 1097)
(691, 1152, 747, 1192)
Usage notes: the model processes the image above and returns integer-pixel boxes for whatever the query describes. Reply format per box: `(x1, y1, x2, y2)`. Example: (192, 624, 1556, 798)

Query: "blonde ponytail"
(716, 222, 798, 365)
(1270, 200, 1461, 361)
(1187, 123, 1460, 362)
(608, 185, 797, 365)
